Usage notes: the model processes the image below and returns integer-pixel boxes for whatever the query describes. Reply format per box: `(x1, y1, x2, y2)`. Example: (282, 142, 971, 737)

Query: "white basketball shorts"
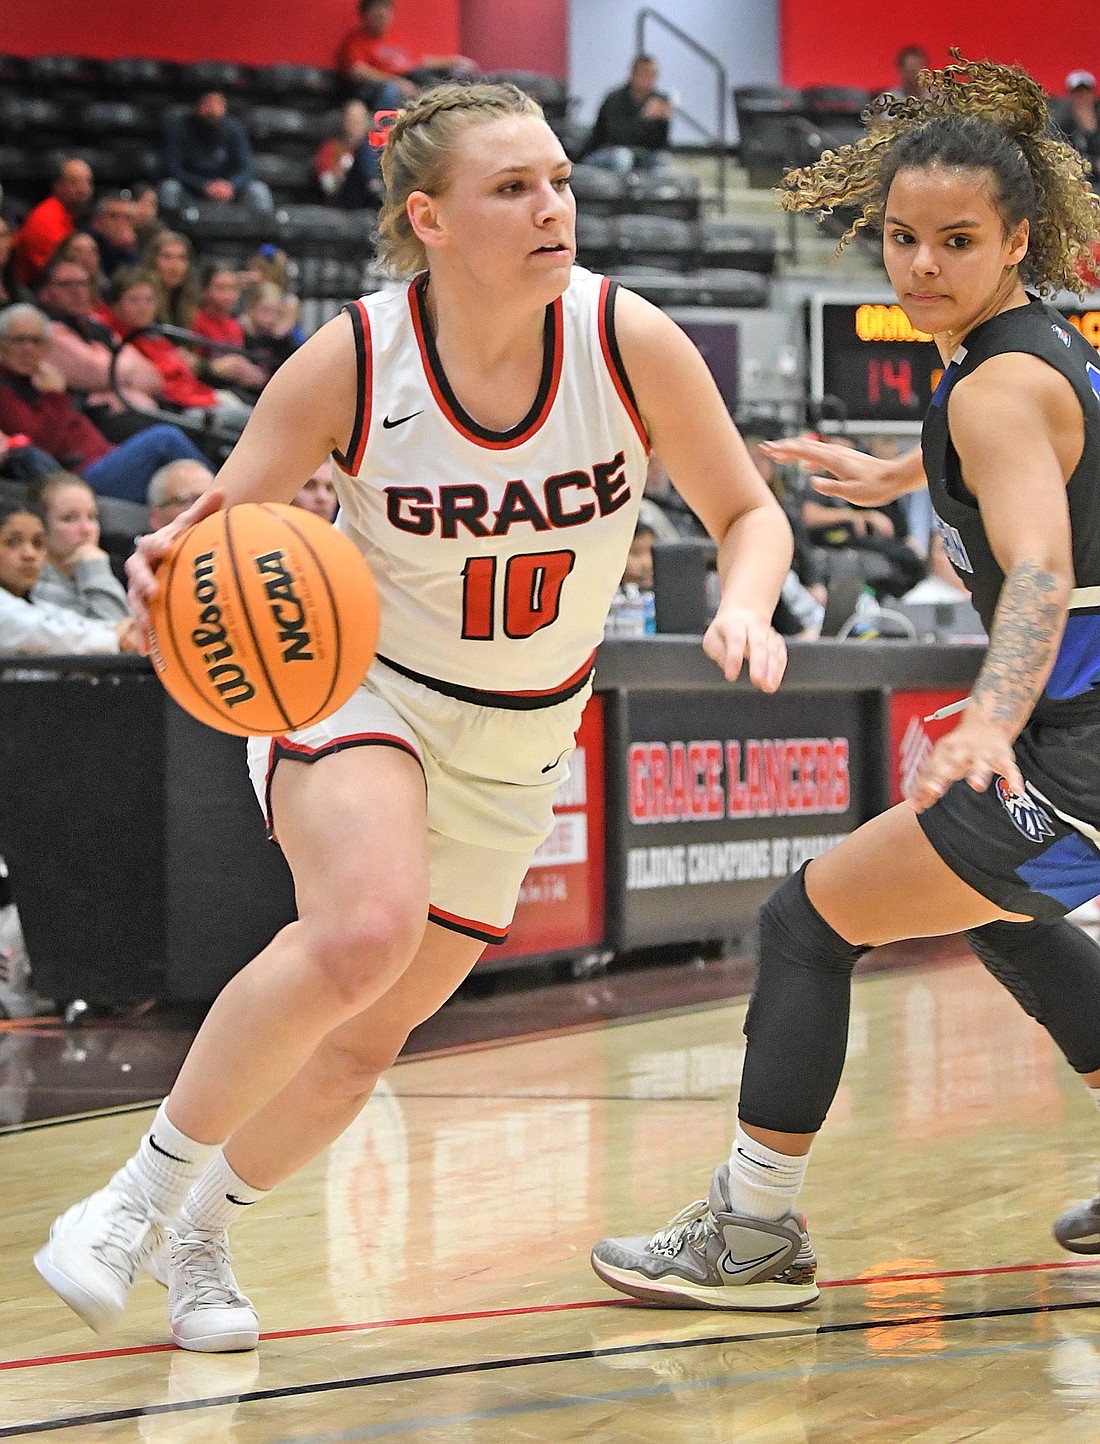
(247, 658, 590, 944)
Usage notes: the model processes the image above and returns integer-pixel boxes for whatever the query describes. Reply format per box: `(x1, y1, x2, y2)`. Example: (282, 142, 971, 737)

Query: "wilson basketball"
(148, 502, 378, 737)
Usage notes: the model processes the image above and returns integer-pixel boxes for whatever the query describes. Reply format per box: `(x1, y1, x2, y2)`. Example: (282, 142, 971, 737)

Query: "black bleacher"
(0, 55, 788, 317)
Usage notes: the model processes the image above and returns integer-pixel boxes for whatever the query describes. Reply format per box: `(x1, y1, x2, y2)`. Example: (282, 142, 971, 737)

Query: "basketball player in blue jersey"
(592, 54, 1100, 1311)
(32, 83, 794, 1349)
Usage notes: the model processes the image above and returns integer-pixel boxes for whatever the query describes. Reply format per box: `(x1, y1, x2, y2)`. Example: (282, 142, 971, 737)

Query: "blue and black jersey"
(922, 295, 1100, 724)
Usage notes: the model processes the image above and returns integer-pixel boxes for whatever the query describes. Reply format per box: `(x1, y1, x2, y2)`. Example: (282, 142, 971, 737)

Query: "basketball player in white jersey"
(34, 82, 794, 1352)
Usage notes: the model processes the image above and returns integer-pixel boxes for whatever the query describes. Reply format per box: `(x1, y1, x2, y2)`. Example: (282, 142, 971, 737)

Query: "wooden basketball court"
(4, 951, 1100, 1440)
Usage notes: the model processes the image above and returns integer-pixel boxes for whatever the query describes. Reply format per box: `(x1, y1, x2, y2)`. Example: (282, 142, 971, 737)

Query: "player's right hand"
(126, 489, 224, 647)
(759, 436, 904, 507)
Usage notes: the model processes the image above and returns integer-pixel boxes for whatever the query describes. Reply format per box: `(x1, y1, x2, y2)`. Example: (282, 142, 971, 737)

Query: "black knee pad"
(966, 917, 1100, 1073)
(739, 866, 868, 1135)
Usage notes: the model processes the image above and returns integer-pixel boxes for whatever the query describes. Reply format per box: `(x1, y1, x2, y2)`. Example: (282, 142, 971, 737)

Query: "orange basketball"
(148, 502, 378, 737)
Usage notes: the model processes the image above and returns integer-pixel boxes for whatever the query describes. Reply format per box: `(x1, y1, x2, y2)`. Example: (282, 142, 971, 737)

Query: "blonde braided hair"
(376, 82, 544, 278)
(780, 51, 1100, 294)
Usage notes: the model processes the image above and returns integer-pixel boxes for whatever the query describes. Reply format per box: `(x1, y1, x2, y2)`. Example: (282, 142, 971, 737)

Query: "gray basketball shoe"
(147, 1227, 260, 1352)
(591, 1163, 819, 1310)
(1054, 1190, 1100, 1254)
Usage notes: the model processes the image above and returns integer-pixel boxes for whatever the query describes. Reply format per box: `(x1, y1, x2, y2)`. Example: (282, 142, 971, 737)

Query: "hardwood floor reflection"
(4, 949, 1100, 1440)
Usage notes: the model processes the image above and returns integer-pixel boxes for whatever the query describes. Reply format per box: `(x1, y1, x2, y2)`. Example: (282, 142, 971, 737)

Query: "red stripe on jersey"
(273, 731, 420, 762)
(491, 649, 596, 698)
(428, 904, 511, 941)
(597, 276, 648, 450)
(408, 277, 563, 450)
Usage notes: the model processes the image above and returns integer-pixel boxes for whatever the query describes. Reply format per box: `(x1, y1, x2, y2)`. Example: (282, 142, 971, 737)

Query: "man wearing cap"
(1051, 71, 1100, 189)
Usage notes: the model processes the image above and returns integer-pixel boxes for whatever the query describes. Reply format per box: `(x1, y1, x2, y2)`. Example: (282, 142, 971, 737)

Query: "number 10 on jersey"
(462, 551, 575, 639)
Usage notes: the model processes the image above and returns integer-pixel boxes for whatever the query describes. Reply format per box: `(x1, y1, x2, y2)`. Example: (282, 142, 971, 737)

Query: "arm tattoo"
(971, 562, 1066, 729)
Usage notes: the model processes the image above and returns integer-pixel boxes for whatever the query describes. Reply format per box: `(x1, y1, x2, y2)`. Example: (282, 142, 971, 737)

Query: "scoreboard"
(808, 291, 1100, 432)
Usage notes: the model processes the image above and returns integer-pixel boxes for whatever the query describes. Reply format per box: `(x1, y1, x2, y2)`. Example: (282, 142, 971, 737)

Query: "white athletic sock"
(726, 1124, 809, 1222)
(179, 1152, 270, 1235)
(122, 1102, 222, 1219)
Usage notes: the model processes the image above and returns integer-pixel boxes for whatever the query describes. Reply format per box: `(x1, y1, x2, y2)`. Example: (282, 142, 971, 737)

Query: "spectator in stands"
(641, 451, 707, 538)
(130, 184, 164, 251)
(191, 264, 268, 397)
(291, 462, 338, 522)
(12, 159, 94, 288)
(144, 230, 199, 330)
(0, 502, 137, 653)
(744, 430, 826, 637)
(100, 269, 253, 433)
(623, 519, 655, 589)
(84, 193, 141, 280)
(37, 254, 163, 437)
(1051, 72, 1100, 190)
(0, 303, 212, 503)
(159, 91, 275, 216)
(336, 0, 476, 101)
(580, 55, 672, 173)
(147, 457, 215, 531)
(240, 246, 303, 344)
(0, 217, 31, 309)
(29, 472, 129, 621)
(793, 437, 925, 600)
(313, 100, 384, 209)
(883, 45, 931, 103)
(240, 281, 301, 386)
(52, 231, 107, 307)
(146, 457, 214, 531)
(0, 433, 59, 486)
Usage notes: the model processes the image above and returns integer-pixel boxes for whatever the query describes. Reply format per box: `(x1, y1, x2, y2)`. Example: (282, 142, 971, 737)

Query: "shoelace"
(90, 1191, 161, 1286)
(647, 1198, 715, 1259)
(171, 1233, 247, 1307)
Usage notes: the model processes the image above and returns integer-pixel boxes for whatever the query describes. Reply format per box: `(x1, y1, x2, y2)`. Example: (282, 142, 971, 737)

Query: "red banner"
(887, 689, 968, 805)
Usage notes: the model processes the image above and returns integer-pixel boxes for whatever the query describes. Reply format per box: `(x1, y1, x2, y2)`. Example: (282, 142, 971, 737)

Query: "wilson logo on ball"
(191, 549, 257, 707)
(149, 502, 379, 737)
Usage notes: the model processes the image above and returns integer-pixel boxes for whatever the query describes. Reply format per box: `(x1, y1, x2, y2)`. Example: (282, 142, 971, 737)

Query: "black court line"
(4, 1296, 1100, 1438)
(0, 1101, 157, 1137)
(0, 1093, 730, 1135)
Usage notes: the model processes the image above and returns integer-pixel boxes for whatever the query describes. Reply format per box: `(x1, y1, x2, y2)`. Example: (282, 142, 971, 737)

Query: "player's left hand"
(909, 713, 1024, 812)
(703, 605, 787, 691)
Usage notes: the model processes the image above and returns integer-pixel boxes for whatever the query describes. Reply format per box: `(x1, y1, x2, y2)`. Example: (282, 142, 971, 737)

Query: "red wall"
(0, 0, 460, 67)
(779, 0, 1097, 96)
(460, 0, 567, 77)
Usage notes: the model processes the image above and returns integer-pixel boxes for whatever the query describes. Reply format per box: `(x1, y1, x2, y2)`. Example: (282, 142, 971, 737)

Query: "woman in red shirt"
(191, 263, 267, 397)
(101, 267, 253, 432)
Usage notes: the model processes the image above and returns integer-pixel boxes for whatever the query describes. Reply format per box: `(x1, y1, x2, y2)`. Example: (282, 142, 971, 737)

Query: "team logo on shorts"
(1051, 324, 1072, 348)
(995, 776, 1054, 843)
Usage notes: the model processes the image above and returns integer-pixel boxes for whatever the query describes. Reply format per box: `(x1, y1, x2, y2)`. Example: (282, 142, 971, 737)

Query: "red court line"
(7, 1257, 1100, 1373)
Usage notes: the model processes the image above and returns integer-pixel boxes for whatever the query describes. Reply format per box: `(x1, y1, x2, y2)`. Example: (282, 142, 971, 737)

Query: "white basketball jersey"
(332, 266, 648, 707)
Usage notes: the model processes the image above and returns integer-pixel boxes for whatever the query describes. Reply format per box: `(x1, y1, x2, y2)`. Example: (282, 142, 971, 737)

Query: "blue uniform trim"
(1046, 613, 1100, 699)
(930, 364, 956, 408)
(1016, 832, 1100, 911)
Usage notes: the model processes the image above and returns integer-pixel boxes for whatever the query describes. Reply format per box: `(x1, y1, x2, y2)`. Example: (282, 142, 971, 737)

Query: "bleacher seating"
(733, 83, 872, 187)
(0, 54, 799, 318)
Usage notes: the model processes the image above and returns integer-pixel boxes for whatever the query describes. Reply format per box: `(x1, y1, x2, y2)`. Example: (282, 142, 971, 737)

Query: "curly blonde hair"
(780, 52, 1100, 294)
(376, 81, 545, 278)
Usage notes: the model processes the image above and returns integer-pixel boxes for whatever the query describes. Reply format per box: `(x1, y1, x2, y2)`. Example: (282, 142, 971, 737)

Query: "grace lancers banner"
(611, 688, 870, 948)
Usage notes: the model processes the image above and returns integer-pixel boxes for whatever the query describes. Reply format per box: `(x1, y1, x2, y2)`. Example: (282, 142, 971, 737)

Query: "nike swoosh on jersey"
(717, 1244, 787, 1278)
(382, 410, 423, 429)
(541, 750, 569, 773)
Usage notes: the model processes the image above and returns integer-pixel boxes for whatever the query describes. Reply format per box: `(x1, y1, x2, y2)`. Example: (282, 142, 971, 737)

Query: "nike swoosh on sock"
(149, 1133, 190, 1164)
